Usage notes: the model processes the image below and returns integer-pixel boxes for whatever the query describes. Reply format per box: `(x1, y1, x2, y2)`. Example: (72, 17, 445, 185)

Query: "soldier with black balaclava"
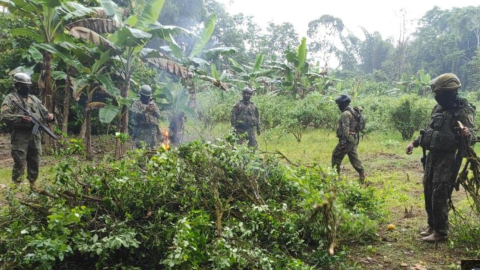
(406, 73, 476, 243)
(130, 85, 161, 149)
(0, 73, 54, 190)
(332, 94, 366, 182)
(231, 87, 261, 148)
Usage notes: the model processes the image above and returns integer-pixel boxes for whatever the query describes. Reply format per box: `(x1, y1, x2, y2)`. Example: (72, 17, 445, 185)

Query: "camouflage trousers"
(235, 127, 257, 148)
(423, 152, 456, 236)
(10, 131, 42, 183)
(134, 125, 159, 150)
(331, 137, 364, 174)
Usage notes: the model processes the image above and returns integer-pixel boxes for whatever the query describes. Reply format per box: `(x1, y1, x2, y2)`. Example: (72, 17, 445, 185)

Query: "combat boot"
(29, 180, 38, 192)
(422, 231, 446, 243)
(419, 226, 434, 237)
(359, 171, 366, 183)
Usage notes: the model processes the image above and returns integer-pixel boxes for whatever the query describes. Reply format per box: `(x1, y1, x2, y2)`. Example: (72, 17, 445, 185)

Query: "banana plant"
(144, 14, 236, 108)
(0, 0, 94, 114)
(284, 37, 310, 98)
(67, 0, 190, 158)
(71, 50, 118, 160)
(227, 53, 277, 92)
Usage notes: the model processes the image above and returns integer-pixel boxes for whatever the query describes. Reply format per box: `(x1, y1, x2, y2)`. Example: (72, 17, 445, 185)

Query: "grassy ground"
(1, 126, 479, 269)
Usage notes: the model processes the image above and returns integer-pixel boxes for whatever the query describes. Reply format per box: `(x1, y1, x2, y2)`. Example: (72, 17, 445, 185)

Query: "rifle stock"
(11, 100, 59, 141)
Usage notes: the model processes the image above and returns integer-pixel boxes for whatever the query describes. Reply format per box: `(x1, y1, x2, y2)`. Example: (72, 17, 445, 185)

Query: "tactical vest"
(235, 102, 258, 127)
(420, 110, 458, 152)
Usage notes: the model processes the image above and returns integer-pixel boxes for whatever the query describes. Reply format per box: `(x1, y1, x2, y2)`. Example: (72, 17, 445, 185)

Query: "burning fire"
(162, 130, 170, 151)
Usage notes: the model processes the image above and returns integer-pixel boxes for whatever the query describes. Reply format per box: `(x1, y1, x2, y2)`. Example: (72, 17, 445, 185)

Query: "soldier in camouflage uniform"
(0, 73, 54, 189)
(332, 94, 366, 182)
(130, 85, 161, 149)
(231, 87, 261, 148)
(406, 73, 475, 242)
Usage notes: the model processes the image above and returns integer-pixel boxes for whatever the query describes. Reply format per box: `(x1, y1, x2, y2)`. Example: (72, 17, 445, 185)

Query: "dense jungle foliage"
(1, 0, 480, 268)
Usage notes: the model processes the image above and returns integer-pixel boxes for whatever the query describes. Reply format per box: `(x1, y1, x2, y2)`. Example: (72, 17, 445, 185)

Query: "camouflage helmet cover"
(430, 73, 461, 92)
(335, 94, 351, 104)
(140, 85, 152, 97)
(13, 72, 32, 85)
(242, 87, 254, 94)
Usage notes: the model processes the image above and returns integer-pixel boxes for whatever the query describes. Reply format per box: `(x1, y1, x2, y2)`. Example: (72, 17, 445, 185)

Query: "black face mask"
(17, 85, 30, 97)
(434, 91, 457, 109)
(242, 93, 251, 102)
(337, 101, 349, 112)
(140, 95, 150, 105)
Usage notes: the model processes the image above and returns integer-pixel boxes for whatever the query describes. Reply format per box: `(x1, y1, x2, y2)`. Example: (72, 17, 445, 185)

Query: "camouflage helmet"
(335, 94, 351, 104)
(242, 87, 254, 94)
(430, 73, 461, 92)
(140, 85, 152, 97)
(13, 72, 32, 85)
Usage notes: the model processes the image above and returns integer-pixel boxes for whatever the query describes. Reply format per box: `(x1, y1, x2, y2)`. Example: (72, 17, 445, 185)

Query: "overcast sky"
(216, 0, 480, 41)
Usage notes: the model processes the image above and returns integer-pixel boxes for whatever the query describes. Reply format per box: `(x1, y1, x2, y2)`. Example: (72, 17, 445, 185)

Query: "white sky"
(217, 0, 480, 41)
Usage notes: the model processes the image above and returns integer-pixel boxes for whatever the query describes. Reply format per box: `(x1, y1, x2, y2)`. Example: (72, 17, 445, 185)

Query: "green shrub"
(389, 94, 434, 140)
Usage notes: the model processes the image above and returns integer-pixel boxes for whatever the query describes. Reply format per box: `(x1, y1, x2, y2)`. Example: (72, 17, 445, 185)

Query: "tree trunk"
(86, 109, 92, 160)
(187, 80, 196, 109)
(115, 76, 130, 159)
(79, 109, 87, 140)
(43, 51, 54, 148)
(61, 70, 71, 135)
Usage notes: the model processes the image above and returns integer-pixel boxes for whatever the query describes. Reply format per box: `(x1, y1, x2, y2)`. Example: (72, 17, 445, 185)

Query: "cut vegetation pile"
(0, 139, 383, 269)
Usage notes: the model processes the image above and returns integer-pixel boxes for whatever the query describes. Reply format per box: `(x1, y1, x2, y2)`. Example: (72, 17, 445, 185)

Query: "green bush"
(389, 94, 434, 140)
(0, 139, 383, 269)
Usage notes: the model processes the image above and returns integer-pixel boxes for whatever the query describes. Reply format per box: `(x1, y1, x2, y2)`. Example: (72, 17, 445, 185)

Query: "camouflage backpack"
(348, 107, 366, 133)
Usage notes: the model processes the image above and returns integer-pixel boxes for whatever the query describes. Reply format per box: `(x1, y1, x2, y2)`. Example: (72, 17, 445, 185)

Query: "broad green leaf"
(92, 50, 111, 73)
(115, 27, 151, 47)
(228, 58, 246, 74)
(204, 47, 237, 59)
(149, 23, 192, 39)
(140, 48, 168, 59)
(99, 0, 118, 17)
(36, 0, 61, 8)
(190, 57, 209, 67)
(62, 2, 93, 21)
(168, 38, 184, 59)
(211, 64, 220, 80)
(138, 0, 165, 27)
(124, 15, 138, 27)
(28, 46, 43, 63)
(97, 74, 118, 94)
(253, 54, 264, 73)
(52, 71, 67, 80)
(189, 14, 216, 58)
(34, 43, 83, 71)
(11, 28, 43, 42)
(296, 37, 307, 70)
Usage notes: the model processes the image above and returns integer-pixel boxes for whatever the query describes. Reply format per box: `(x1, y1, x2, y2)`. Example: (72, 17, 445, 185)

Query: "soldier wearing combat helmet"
(0, 73, 54, 190)
(130, 85, 161, 149)
(406, 73, 476, 242)
(231, 87, 261, 148)
(332, 94, 366, 182)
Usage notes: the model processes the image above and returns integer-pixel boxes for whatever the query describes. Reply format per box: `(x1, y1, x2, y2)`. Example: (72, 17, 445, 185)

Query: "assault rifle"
(11, 99, 59, 141)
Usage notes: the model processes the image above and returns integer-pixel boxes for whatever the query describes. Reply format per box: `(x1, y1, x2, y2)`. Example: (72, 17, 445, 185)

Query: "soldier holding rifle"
(130, 85, 161, 149)
(0, 73, 55, 190)
(406, 73, 476, 242)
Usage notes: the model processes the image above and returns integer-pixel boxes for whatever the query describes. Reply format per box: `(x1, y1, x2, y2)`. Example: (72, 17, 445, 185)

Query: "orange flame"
(162, 130, 170, 151)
